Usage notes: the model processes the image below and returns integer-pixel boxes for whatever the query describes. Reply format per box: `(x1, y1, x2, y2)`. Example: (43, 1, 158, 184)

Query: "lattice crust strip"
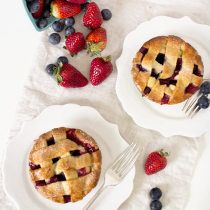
(131, 35, 204, 105)
(28, 127, 102, 203)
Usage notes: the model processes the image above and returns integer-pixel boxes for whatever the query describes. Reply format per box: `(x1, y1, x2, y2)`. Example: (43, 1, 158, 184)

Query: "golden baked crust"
(131, 35, 204, 105)
(29, 127, 102, 204)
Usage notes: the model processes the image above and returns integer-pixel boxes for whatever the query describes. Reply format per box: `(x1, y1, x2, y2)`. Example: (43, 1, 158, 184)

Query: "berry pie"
(131, 35, 204, 105)
(29, 127, 102, 204)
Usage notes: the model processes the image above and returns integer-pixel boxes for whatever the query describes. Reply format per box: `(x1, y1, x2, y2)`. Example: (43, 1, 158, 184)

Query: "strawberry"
(145, 149, 169, 175)
(90, 56, 113, 86)
(51, 0, 81, 18)
(54, 63, 88, 88)
(32, 0, 44, 19)
(66, 0, 88, 4)
(83, 2, 103, 30)
(86, 28, 107, 56)
(64, 32, 85, 57)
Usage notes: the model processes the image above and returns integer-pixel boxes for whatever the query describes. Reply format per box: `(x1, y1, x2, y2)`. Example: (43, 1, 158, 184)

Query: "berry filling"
(57, 172, 66, 181)
(29, 162, 41, 170)
(66, 129, 97, 154)
(77, 167, 90, 177)
(136, 64, 148, 73)
(151, 69, 161, 79)
(161, 94, 170, 105)
(139, 47, 148, 61)
(52, 157, 60, 164)
(35, 180, 46, 188)
(70, 150, 86, 156)
(143, 87, 151, 96)
(46, 175, 58, 185)
(63, 195, 71, 203)
(159, 58, 182, 86)
(46, 136, 55, 146)
(185, 83, 199, 94)
(156, 53, 165, 65)
(193, 64, 203, 77)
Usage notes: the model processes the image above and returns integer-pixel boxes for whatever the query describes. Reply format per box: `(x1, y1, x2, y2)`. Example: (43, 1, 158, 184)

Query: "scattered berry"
(150, 200, 162, 210)
(32, 0, 44, 18)
(145, 149, 169, 175)
(37, 17, 48, 28)
(46, 64, 56, 75)
(66, 0, 88, 3)
(64, 17, 75, 27)
(65, 32, 85, 56)
(49, 33, 61, 45)
(26, 0, 34, 2)
(90, 56, 113, 86)
(197, 95, 210, 109)
(65, 26, 75, 36)
(81, 2, 89, 12)
(200, 81, 210, 94)
(42, 8, 51, 18)
(54, 63, 88, 88)
(83, 2, 103, 30)
(150, 188, 162, 200)
(86, 27, 107, 56)
(51, 0, 81, 19)
(101, 9, 112, 20)
(52, 21, 64, 32)
(28, 0, 40, 13)
(57, 56, 68, 65)
(44, 0, 52, 7)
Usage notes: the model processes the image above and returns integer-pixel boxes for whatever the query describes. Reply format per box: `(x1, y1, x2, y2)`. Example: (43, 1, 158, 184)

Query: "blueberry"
(37, 18, 48, 28)
(81, 2, 89, 13)
(52, 21, 64, 32)
(26, 0, 34, 2)
(28, 0, 40, 13)
(150, 200, 162, 210)
(150, 188, 162, 200)
(44, 0, 52, 7)
(65, 26, 75, 37)
(42, 8, 51, 18)
(57, 56, 68, 65)
(46, 64, 56, 75)
(198, 95, 210, 109)
(49, 33, 61, 45)
(200, 81, 210, 94)
(64, 17, 75, 27)
(101, 9, 112, 20)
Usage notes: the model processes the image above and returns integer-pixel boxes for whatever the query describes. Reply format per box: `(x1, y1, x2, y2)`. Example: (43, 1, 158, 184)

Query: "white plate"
(116, 16, 210, 137)
(2, 104, 135, 210)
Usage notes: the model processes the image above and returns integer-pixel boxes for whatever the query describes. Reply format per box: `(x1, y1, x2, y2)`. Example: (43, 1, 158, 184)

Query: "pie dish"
(131, 35, 204, 105)
(28, 127, 102, 204)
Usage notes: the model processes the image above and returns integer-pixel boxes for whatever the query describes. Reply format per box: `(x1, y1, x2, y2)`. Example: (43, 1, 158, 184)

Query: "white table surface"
(1, 0, 210, 209)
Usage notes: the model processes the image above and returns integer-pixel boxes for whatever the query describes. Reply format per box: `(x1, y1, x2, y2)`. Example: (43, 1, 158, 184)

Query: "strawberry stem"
(159, 149, 170, 157)
(101, 55, 112, 62)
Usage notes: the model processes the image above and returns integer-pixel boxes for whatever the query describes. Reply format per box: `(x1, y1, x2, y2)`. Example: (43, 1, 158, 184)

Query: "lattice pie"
(131, 35, 204, 105)
(29, 127, 102, 203)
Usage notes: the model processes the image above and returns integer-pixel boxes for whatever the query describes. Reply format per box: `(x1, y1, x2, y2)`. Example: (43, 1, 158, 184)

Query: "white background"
(1, 1, 210, 210)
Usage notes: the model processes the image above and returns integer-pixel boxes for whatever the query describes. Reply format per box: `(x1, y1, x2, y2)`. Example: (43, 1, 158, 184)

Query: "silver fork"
(82, 141, 143, 210)
(182, 79, 210, 118)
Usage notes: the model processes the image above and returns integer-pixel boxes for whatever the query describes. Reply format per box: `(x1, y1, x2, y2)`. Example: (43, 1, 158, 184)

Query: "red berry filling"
(151, 69, 161, 79)
(139, 47, 148, 61)
(52, 157, 60, 164)
(66, 129, 97, 154)
(136, 64, 148, 73)
(77, 167, 90, 177)
(46, 136, 55, 146)
(185, 83, 199, 94)
(46, 175, 58, 185)
(35, 180, 46, 188)
(161, 94, 170, 105)
(57, 172, 66, 181)
(63, 195, 71, 203)
(193, 64, 203, 77)
(143, 87, 151, 96)
(29, 162, 41, 170)
(156, 53, 165, 65)
(70, 150, 86, 156)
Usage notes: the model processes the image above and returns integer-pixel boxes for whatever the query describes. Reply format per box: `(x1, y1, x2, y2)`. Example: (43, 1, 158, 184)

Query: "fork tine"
(188, 102, 198, 117)
(191, 106, 201, 119)
(182, 90, 198, 111)
(185, 91, 201, 113)
(111, 141, 138, 171)
(118, 144, 143, 177)
(116, 142, 141, 175)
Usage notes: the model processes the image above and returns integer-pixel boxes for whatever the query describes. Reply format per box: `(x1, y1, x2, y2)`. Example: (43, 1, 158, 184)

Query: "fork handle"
(82, 183, 108, 210)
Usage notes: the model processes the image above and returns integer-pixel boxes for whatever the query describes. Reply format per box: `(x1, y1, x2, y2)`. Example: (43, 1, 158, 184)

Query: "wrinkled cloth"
(1, 0, 210, 209)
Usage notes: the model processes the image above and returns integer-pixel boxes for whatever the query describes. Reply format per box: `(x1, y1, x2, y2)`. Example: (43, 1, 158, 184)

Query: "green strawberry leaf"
(63, 46, 67, 50)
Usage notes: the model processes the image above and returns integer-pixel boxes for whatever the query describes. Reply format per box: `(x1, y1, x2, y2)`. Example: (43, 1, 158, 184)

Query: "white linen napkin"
(1, 0, 210, 209)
